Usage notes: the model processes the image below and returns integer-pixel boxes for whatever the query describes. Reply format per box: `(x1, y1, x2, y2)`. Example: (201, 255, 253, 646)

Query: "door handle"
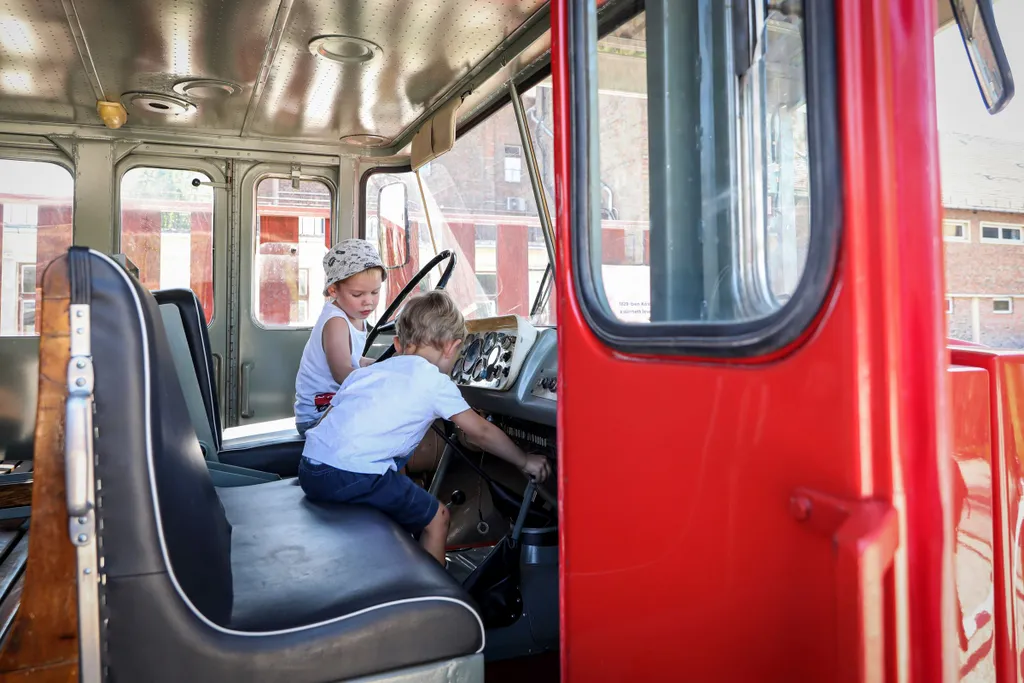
(790, 488, 898, 683)
(212, 353, 222, 396)
(240, 361, 254, 419)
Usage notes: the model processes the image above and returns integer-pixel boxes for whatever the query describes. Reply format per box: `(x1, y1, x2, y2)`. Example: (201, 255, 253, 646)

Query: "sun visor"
(410, 97, 462, 171)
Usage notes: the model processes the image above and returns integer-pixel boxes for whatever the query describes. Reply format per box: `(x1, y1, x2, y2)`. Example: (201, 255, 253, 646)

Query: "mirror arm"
(509, 77, 557, 272)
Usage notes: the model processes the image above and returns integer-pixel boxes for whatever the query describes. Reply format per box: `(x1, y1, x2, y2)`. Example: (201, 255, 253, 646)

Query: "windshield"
(366, 94, 556, 327)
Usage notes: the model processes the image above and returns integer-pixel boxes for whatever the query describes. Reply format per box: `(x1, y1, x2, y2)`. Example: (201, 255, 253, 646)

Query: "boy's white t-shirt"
(303, 355, 471, 475)
(294, 301, 367, 424)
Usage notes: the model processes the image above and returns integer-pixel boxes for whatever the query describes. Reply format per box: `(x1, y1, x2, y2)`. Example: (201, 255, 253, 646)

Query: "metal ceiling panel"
(249, 0, 547, 143)
(70, 0, 281, 133)
(0, 0, 94, 124)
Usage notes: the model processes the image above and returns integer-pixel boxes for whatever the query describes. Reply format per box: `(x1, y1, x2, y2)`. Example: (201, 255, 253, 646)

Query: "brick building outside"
(941, 131, 1024, 348)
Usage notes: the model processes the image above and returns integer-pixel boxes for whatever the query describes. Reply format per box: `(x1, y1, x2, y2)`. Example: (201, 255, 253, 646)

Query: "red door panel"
(551, 0, 954, 680)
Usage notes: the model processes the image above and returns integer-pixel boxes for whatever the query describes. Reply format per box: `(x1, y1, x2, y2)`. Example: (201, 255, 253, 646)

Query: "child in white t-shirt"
(294, 239, 385, 435)
(300, 290, 550, 565)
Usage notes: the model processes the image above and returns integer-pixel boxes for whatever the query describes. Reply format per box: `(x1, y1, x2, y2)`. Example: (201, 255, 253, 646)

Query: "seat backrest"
(84, 250, 234, 625)
(153, 289, 222, 453)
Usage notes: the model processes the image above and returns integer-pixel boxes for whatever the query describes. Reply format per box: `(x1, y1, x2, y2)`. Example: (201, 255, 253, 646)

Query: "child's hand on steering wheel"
(522, 453, 551, 483)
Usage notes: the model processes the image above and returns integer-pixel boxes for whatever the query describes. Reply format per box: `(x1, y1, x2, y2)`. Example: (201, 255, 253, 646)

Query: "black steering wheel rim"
(363, 249, 457, 361)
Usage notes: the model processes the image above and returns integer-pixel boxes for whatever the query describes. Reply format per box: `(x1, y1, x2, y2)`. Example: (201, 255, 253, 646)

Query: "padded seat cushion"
(218, 479, 483, 642)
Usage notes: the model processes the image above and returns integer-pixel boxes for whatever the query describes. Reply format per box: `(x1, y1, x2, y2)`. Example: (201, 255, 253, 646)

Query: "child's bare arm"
(449, 409, 550, 482)
(322, 318, 358, 384)
(359, 356, 374, 367)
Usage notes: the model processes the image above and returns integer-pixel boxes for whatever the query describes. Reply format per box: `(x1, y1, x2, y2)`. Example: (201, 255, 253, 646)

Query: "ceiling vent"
(308, 35, 382, 64)
(121, 92, 195, 115)
(173, 78, 241, 99)
(341, 134, 387, 147)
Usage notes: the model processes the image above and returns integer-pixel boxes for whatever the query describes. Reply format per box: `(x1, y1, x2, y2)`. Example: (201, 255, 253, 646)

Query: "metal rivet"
(76, 359, 86, 369)
(78, 516, 87, 524)
(76, 310, 84, 318)
(77, 533, 88, 543)
(75, 378, 86, 387)
(84, 567, 92, 575)
(790, 496, 812, 522)
(76, 327, 84, 335)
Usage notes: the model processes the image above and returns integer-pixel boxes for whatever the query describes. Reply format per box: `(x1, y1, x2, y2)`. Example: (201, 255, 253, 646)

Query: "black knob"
(449, 490, 466, 507)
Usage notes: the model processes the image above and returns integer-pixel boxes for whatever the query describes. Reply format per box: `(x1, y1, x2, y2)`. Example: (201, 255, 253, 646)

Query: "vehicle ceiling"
(0, 0, 551, 156)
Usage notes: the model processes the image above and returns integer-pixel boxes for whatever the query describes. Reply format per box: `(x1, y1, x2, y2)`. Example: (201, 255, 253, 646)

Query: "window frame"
(116, 157, 222, 326)
(979, 221, 1023, 245)
(568, 0, 842, 358)
(0, 152, 75, 338)
(942, 219, 970, 243)
(357, 64, 554, 249)
(993, 297, 1013, 314)
(945, 297, 954, 314)
(249, 171, 337, 331)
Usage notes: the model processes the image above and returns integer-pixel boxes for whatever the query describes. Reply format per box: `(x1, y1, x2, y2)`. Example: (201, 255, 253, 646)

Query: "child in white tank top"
(294, 239, 386, 434)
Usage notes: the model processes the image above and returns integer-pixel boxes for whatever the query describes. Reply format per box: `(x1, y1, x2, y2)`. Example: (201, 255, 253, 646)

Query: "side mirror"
(377, 181, 411, 269)
(950, 0, 1015, 114)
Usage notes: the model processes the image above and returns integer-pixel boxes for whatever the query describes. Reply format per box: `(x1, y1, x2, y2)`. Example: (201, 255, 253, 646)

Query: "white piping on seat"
(90, 250, 486, 650)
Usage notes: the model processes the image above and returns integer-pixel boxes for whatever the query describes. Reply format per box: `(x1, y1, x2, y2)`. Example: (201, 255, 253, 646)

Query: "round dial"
(487, 346, 501, 366)
(464, 338, 482, 366)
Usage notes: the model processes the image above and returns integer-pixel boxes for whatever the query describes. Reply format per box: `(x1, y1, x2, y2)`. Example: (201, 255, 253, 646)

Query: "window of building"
(980, 222, 1023, 244)
(0, 159, 74, 336)
(475, 223, 497, 243)
(362, 96, 554, 323)
(572, 1, 836, 353)
(943, 220, 969, 242)
(504, 145, 522, 183)
(993, 297, 1013, 314)
(120, 167, 215, 322)
(299, 216, 325, 236)
(946, 297, 953, 314)
(254, 177, 333, 327)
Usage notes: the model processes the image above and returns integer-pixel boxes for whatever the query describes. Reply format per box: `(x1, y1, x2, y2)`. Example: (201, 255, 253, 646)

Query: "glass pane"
(121, 167, 215, 322)
(589, 3, 810, 324)
(522, 78, 558, 327)
(0, 159, 73, 336)
(982, 225, 999, 239)
(254, 178, 332, 327)
(365, 97, 555, 326)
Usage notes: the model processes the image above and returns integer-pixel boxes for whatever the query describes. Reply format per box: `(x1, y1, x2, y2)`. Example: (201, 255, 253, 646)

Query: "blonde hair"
(396, 290, 466, 349)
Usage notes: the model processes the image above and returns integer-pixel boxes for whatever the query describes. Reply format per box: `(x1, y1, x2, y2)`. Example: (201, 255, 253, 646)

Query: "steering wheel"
(363, 249, 458, 363)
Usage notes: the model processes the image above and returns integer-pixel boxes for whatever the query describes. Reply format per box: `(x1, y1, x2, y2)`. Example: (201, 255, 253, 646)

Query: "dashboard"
(452, 315, 558, 428)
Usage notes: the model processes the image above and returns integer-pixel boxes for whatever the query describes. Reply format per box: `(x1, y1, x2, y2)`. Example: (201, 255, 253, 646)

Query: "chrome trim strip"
(66, 302, 102, 683)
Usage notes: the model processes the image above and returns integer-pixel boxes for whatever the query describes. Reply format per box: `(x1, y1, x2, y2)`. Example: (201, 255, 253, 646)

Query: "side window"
(120, 167, 215, 322)
(0, 159, 74, 336)
(575, 2, 836, 351)
(364, 97, 555, 324)
(254, 177, 332, 327)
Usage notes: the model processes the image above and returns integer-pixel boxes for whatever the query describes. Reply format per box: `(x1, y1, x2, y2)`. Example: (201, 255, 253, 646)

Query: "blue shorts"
(297, 457, 439, 534)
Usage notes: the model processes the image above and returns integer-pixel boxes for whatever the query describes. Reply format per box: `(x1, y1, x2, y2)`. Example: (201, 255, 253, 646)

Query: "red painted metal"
(947, 364, 1000, 681)
(552, 0, 954, 680)
(951, 347, 1024, 683)
(790, 488, 899, 683)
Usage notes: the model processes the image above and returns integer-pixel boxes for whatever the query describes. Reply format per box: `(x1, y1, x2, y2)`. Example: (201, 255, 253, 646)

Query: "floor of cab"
(484, 652, 559, 682)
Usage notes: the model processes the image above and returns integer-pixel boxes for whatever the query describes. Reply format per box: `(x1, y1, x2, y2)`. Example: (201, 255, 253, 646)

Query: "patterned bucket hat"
(322, 239, 387, 296)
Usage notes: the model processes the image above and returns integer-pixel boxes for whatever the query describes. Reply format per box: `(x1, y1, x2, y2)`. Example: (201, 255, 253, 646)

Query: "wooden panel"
(465, 314, 519, 333)
(0, 254, 78, 682)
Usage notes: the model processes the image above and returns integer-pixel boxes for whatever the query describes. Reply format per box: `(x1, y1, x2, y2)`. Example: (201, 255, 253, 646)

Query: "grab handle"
(240, 361, 254, 419)
(791, 488, 898, 683)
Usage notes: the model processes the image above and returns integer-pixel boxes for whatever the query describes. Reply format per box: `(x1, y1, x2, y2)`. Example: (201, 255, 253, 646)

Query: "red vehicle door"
(552, 0, 954, 681)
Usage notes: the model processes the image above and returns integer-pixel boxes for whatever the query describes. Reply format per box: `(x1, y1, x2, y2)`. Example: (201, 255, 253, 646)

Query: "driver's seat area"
(66, 248, 484, 682)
